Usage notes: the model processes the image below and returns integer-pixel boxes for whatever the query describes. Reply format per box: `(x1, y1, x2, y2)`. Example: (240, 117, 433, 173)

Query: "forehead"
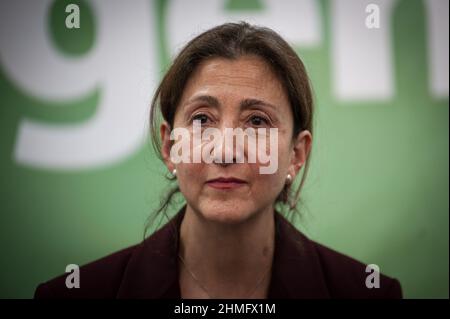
(179, 55, 288, 107)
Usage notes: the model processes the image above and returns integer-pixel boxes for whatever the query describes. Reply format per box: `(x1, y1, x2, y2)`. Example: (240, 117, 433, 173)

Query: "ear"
(160, 121, 175, 172)
(288, 130, 312, 179)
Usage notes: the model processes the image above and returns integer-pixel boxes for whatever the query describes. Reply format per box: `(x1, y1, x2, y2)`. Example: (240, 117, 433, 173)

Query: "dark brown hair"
(147, 22, 314, 232)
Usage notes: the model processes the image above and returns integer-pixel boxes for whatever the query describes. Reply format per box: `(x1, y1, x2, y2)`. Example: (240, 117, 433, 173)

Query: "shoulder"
(35, 212, 182, 299)
(274, 213, 402, 299)
(311, 240, 402, 298)
(34, 243, 138, 299)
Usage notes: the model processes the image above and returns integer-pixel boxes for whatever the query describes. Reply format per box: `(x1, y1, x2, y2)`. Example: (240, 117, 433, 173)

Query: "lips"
(206, 177, 247, 190)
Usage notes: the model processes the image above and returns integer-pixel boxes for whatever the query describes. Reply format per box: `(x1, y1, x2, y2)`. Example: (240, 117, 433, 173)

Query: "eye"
(191, 113, 210, 125)
(248, 115, 270, 127)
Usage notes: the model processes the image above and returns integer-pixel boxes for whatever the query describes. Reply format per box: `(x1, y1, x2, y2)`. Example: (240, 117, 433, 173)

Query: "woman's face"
(161, 55, 311, 224)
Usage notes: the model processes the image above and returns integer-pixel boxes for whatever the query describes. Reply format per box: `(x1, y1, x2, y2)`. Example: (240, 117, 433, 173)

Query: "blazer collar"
(117, 206, 330, 298)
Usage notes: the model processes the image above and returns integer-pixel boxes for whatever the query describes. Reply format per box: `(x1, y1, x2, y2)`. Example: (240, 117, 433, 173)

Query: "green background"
(0, 0, 448, 298)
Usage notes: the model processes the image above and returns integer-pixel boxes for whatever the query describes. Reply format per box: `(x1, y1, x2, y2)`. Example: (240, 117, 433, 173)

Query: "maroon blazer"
(34, 207, 402, 299)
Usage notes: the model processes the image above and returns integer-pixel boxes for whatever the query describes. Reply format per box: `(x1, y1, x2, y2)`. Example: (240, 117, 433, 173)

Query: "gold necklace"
(178, 254, 271, 299)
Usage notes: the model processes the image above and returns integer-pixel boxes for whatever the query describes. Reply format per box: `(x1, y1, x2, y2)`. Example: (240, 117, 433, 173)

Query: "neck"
(178, 204, 275, 298)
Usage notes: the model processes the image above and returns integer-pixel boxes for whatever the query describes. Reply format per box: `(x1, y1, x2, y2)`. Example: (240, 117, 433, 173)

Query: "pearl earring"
(172, 168, 177, 177)
(286, 174, 292, 184)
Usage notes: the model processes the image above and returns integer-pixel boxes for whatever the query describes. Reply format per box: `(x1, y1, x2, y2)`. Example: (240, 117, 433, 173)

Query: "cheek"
(277, 140, 293, 172)
(255, 138, 291, 191)
(251, 163, 285, 194)
(176, 163, 205, 194)
(249, 152, 287, 201)
(253, 133, 292, 175)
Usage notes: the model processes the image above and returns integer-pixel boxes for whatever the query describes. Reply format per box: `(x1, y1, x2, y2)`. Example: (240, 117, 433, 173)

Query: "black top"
(34, 206, 402, 299)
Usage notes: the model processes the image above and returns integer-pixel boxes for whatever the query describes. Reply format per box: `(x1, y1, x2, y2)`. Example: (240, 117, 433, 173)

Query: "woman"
(35, 22, 402, 299)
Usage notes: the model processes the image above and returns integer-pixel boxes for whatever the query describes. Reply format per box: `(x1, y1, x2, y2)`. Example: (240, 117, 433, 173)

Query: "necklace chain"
(177, 253, 271, 299)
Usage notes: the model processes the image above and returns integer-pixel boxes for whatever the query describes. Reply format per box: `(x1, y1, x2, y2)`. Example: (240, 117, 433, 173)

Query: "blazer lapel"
(116, 211, 184, 298)
(268, 212, 331, 298)
(117, 206, 331, 299)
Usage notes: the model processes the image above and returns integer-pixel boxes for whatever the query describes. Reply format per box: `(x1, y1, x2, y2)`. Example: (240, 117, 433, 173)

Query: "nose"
(212, 127, 238, 165)
(213, 112, 250, 165)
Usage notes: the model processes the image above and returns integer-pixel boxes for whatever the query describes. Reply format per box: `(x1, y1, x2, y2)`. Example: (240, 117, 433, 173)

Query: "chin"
(197, 199, 256, 225)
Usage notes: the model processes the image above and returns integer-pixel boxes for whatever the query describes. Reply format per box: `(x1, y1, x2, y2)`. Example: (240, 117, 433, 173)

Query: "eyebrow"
(184, 95, 220, 109)
(183, 95, 278, 111)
